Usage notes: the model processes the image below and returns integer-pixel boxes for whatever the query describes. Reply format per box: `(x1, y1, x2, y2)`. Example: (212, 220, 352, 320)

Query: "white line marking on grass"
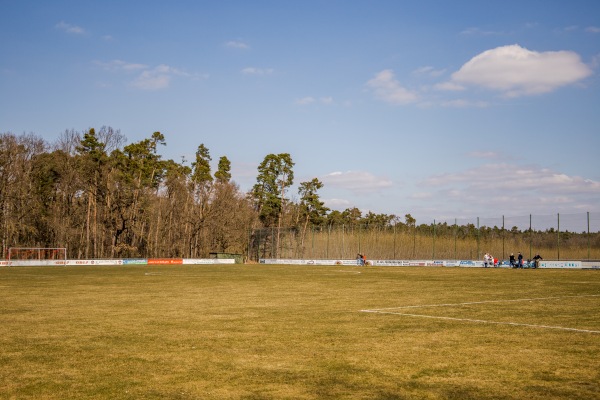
(320, 270, 362, 275)
(361, 310, 600, 334)
(361, 294, 600, 334)
(366, 294, 600, 311)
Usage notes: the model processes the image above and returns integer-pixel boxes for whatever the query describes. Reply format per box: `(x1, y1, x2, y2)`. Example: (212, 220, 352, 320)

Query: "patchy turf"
(1, 265, 599, 399)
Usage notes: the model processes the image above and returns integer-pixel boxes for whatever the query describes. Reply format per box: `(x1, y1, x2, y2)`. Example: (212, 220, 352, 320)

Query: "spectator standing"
(517, 252, 523, 268)
(532, 254, 543, 269)
(483, 253, 490, 268)
(509, 253, 516, 268)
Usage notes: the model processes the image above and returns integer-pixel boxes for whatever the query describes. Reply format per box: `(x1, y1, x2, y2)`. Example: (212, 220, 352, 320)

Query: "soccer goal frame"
(7, 247, 67, 261)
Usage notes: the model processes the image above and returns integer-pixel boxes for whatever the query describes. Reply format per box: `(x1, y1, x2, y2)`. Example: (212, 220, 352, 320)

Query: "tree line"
(1, 128, 597, 260)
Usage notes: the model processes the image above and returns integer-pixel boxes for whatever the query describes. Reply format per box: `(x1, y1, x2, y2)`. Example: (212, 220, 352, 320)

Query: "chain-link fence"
(249, 212, 600, 262)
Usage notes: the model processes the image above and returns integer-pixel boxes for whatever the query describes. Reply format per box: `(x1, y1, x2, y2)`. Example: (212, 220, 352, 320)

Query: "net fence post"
(326, 225, 330, 259)
(502, 215, 505, 261)
(311, 226, 314, 259)
(432, 219, 436, 259)
(453, 218, 457, 260)
(477, 217, 480, 260)
(557, 213, 560, 261)
(529, 214, 532, 260)
(393, 223, 397, 259)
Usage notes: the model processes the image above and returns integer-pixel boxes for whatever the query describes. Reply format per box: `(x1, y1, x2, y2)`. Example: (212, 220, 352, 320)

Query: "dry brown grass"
(1, 265, 599, 399)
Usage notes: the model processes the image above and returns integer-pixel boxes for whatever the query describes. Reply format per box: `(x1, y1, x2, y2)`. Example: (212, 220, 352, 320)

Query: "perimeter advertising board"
(258, 259, 587, 269)
(184, 259, 235, 264)
(538, 261, 582, 269)
(260, 259, 359, 266)
(1, 258, 235, 267)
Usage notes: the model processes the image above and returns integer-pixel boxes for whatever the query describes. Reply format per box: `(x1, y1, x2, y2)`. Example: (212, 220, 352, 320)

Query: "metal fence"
(249, 212, 600, 262)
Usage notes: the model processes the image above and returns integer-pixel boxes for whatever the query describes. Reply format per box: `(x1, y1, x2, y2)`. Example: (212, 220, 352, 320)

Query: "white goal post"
(7, 247, 67, 261)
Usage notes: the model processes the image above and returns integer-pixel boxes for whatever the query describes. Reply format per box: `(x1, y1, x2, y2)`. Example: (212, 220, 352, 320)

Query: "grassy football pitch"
(1, 265, 599, 399)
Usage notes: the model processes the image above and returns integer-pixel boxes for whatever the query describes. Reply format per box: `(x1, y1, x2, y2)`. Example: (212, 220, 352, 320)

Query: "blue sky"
(1, 0, 599, 228)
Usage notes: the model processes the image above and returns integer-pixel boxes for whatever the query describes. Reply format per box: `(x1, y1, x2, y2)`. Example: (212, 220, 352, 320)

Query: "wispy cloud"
(441, 99, 489, 108)
(591, 54, 600, 69)
(439, 44, 592, 97)
(434, 81, 465, 91)
(226, 40, 250, 49)
(366, 69, 418, 105)
(242, 67, 274, 75)
(562, 25, 579, 32)
(321, 170, 393, 194)
(413, 66, 446, 78)
(295, 96, 334, 105)
(467, 151, 502, 159)
(323, 198, 352, 209)
(55, 21, 86, 35)
(96, 60, 148, 72)
(586, 26, 600, 33)
(130, 68, 171, 90)
(130, 64, 197, 90)
(418, 163, 600, 216)
(96, 60, 205, 90)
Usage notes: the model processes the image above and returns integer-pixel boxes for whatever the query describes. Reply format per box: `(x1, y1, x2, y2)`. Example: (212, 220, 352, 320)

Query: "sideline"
(361, 294, 600, 334)
(364, 294, 600, 311)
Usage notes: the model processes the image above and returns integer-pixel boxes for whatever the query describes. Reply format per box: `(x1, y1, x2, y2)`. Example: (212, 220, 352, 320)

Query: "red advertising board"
(147, 258, 183, 265)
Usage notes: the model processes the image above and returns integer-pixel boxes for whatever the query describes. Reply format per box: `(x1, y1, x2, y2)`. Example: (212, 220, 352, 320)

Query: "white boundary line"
(361, 294, 600, 334)
(364, 294, 600, 311)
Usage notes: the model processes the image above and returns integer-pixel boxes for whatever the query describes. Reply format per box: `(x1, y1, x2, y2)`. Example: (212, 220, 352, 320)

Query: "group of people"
(356, 253, 367, 266)
(483, 253, 498, 267)
(509, 252, 543, 268)
(484, 252, 544, 268)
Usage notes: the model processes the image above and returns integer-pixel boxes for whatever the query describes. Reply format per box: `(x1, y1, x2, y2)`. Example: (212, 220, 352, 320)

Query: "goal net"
(7, 247, 67, 261)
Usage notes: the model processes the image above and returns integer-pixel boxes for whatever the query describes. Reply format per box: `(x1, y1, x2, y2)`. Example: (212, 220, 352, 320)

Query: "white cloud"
(441, 99, 488, 108)
(97, 60, 203, 90)
(242, 67, 274, 75)
(295, 96, 334, 105)
(418, 163, 600, 216)
(131, 69, 171, 90)
(434, 81, 465, 91)
(586, 26, 600, 33)
(55, 21, 85, 35)
(410, 192, 434, 200)
(467, 151, 502, 159)
(296, 96, 315, 105)
(130, 64, 197, 90)
(96, 60, 148, 72)
(321, 170, 393, 194)
(226, 40, 250, 49)
(366, 69, 418, 105)
(323, 198, 352, 209)
(445, 44, 593, 97)
(591, 54, 600, 69)
(413, 66, 446, 78)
